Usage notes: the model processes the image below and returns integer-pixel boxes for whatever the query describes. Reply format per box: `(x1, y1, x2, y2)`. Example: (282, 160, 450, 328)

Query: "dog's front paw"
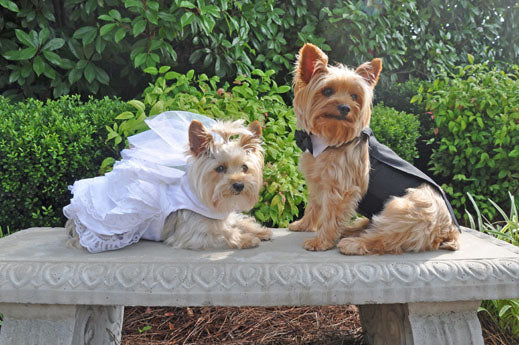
(255, 227, 272, 241)
(289, 219, 315, 232)
(302, 237, 334, 251)
(237, 234, 261, 249)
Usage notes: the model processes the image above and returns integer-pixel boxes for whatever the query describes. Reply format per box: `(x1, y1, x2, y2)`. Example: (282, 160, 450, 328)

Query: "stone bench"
(0, 227, 518, 345)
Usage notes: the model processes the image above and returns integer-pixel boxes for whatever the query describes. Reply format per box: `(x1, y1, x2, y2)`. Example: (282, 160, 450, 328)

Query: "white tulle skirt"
(63, 111, 225, 253)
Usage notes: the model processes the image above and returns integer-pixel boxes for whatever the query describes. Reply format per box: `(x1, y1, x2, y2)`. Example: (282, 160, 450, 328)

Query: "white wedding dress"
(63, 111, 227, 253)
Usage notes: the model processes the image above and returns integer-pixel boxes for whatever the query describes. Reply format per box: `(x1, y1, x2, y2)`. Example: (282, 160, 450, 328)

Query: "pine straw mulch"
(121, 306, 365, 345)
(121, 305, 519, 345)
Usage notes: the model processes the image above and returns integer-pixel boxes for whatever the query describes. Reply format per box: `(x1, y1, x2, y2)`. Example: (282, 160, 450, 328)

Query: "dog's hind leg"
(337, 184, 459, 255)
(235, 214, 272, 240)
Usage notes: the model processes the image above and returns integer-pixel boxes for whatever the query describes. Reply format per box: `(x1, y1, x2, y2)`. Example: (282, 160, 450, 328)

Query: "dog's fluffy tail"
(339, 183, 459, 255)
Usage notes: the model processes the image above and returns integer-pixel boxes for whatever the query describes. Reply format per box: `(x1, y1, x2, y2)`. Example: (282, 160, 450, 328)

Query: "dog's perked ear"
(189, 120, 213, 156)
(248, 120, 262, 138)
(239, 120, 263, 152)
(295, 43, 328, 87)
(355, 58, 383, 88)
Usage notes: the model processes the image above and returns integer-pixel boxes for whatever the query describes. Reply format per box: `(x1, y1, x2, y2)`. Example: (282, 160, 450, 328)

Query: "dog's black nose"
(232, 183, 244, 193)
(338, 104, 350, 116)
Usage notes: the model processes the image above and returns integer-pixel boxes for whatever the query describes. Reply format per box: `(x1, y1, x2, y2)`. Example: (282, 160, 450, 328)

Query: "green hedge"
(374, 79, 434, 172)
(0, 95, 128, 232)
(1, 0, 517, 100)
(371, 104, 420, 163)
(414, 59, 519, 220)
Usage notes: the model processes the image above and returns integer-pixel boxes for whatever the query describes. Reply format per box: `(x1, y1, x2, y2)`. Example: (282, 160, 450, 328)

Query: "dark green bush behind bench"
(0, 95, 128, 232)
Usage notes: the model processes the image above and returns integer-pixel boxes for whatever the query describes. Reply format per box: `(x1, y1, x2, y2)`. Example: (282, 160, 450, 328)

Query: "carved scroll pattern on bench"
(1, 258, 518, 292)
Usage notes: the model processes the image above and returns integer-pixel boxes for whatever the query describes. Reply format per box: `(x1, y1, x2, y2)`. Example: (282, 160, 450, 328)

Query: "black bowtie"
(295, 130, 313, 154)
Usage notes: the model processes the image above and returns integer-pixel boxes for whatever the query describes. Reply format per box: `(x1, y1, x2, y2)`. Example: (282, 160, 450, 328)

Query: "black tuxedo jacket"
(357, 128, 459, 228)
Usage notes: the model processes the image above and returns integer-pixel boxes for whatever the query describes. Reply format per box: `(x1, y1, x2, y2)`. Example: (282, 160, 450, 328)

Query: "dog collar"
(295, 128, 370, 157)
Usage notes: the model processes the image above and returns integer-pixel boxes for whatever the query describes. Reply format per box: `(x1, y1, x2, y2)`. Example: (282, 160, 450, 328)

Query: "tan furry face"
(187, 120, 264, 214)
(293, 43, 382, 146)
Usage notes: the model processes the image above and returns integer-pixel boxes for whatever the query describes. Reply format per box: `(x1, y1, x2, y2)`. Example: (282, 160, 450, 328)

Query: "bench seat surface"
(0, 227, 518, 307)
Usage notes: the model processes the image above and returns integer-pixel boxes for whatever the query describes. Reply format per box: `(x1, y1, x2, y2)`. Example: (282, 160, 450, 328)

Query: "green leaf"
(114, 28, 126, 43)
(133, 19, 146, 36)
(276, 85, 291, 93)
(203, 5, 220, 17)
(147, 1, 159, 11)
(180, 12, 194, 28)
(124, 0, 143, 8)
(509, 149, 519, 158)
(23, 47, 38, 59)
(143, 66, 158, 75)
(99, 157, 116, 174)
(42, 50, 62, 66)
(498, 170, 508, 179)
(33, 55, 45, 76)
(164, 71, 181, 80)
(68, 68, 82, 84)
(15, 29, 36, 48)
(84, 63, 95, 83)
(38, 28, 50, 45)
(115, 111, 135, 120)
(149, 100, 164, 116)
(108, 9, 122, 21)
(179, 1, 196, 8)
(100, 23, 117, 36)
(498, 304, 512, 318)
(98, 14, 114, 21)
(59, 57, 74, 70)
(43, 38, 65, 51)
(95, 66, 109, 85)
(0, 0, 19, 12)
(158, 12, 175, 22)
(467, 53, 474, 64)
(3, 50, 21, 60)
(95, 36, 106, 54)
(43, 66, 56, 79)
(128, 100, 145, 112)
(73, 26, 97, 45)
(158, 66, 170, 73)
(134, 53, 147, 67)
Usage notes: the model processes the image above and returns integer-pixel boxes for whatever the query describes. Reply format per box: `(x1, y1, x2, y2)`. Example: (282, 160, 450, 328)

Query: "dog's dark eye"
(322, 87, 334, 97)
(242, 164, 248, 172)
(351, 94, 358, 101)
(215, 165, 226, 173)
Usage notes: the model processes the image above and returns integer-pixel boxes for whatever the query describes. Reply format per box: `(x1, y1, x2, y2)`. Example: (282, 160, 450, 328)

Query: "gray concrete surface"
(1, 227, 518, 344)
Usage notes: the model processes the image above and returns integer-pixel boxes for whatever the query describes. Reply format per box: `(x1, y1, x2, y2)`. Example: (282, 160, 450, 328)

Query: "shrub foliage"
(414, 59, 519, 220)
(0, 95, 127, 231)
(370, 104, 420, 163)
(0, 0, 517, 100)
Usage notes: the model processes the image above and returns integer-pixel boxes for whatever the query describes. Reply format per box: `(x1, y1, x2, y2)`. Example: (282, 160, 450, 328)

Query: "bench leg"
(358, 301, 484, 345)
(0, 303, 124, 345)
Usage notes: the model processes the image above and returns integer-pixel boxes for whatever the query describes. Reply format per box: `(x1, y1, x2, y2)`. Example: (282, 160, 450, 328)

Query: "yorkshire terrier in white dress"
(65, 113, 271, 252)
